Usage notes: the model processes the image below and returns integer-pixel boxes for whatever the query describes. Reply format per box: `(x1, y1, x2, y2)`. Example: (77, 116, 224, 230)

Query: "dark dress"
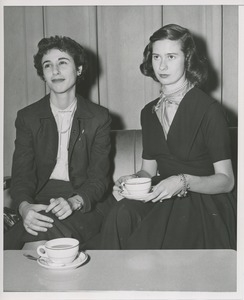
(100, 87, 237, 250)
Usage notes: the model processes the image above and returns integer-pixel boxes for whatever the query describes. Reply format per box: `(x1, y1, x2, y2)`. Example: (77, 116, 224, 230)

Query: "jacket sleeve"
(10, 110, 37, 210)
(74, 109, 112, 213)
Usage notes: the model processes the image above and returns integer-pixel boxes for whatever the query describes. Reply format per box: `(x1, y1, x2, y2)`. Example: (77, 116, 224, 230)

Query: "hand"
(67, 195, 84, 211)
(45, 197, 73, 220)
(19, 202, 54, 236)
(114, 175, 137, 192)
(144, 176, 182, 203)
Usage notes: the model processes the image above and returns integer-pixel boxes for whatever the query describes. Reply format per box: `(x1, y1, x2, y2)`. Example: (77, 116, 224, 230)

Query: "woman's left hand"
(145, 176, 182, 203)
(46, 197, 73, 220)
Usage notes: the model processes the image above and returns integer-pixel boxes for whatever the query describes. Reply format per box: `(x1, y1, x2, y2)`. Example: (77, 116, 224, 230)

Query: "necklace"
(51, 97, 77, 134)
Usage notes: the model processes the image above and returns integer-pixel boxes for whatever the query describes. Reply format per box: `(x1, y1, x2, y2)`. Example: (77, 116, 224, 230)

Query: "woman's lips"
(52, 78, 65, 83)
(159, 74, 169, 78)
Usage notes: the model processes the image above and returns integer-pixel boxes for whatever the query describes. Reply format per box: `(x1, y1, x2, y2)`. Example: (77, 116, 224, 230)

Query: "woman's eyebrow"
(42, 57, 70, 65)
(58, 57, 70, 61)
(152, 52, 179, 55)
(42, 59, 51, 65)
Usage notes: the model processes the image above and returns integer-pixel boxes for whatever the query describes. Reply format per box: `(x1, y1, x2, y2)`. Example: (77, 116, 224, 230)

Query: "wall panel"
(162, 5, 222, 102)
(222, 6, 238, 126)
(4, 6, 44, 176)
(44, 6, 99, 103)
(97, 6, 161, 129)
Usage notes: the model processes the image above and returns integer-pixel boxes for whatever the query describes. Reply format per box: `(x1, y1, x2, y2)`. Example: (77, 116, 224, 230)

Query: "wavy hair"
(34, 35, 88, 82)
(140, 24, 208, 87)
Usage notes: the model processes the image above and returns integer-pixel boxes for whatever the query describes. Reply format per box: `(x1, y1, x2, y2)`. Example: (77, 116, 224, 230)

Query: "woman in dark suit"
(5, 35, 113, 250)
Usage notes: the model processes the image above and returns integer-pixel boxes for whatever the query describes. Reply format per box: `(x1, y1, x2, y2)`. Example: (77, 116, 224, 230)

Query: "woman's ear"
(77, 66, 83, 76)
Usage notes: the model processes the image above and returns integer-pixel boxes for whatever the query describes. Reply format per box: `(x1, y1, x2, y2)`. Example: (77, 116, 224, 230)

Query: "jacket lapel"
(68, 95, 94, 162)
(37, 95, 59, 164)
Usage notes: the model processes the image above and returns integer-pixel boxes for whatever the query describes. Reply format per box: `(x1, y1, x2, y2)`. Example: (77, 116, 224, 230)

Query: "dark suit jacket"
(10, 94, 112, 213)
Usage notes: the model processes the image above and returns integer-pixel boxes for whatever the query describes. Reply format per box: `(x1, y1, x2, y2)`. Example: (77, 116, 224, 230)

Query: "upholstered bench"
(3, 128, 238, 208)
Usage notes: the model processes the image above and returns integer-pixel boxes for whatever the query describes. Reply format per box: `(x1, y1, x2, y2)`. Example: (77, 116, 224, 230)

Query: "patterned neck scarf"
(154, 80, 194, 139)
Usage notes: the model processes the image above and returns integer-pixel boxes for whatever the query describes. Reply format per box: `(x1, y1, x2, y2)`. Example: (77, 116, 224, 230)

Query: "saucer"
(119, 190, 153, 201)
(37, 252, 88, 270)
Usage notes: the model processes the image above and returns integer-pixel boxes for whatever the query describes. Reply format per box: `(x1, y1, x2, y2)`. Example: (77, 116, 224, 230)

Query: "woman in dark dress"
(100, 24, 236, 250)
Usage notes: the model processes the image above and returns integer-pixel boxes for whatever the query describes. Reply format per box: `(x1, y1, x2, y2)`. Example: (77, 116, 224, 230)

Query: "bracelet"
(177, 174, 190, 198)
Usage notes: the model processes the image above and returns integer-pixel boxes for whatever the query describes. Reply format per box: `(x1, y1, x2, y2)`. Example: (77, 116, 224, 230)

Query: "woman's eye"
(168, 55, 176, 60)
(43, 64, 51, 69)
(152, 55, 160, 60)
(59, 60, 67, 65)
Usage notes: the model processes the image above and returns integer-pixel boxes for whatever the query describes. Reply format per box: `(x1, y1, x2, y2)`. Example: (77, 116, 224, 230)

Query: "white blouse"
(49, 99, 77, 181)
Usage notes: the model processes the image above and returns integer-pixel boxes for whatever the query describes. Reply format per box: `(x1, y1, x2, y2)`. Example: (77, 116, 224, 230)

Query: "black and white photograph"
(1, 1, 244, 299)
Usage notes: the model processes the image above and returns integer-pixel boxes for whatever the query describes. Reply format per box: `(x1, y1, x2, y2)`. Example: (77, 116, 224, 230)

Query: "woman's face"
(152, 39, 186, 90)
(42, 49, 81, 95)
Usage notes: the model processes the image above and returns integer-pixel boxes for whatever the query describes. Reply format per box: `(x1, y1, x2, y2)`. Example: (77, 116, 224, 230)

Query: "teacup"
(123, 177, 152, 195)
(37, 237, 79, 265)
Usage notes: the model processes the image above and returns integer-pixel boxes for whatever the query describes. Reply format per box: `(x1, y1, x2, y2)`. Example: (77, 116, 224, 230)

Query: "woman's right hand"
(114, 175, 137, 191)
(19, 201, 54, 236)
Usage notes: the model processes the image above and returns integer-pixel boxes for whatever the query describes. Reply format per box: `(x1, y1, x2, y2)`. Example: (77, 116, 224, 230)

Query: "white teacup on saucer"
(122, 177, 152, 196)
(37, 237, 79, 265)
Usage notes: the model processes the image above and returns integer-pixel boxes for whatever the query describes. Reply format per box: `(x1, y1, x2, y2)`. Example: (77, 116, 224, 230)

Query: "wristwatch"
(69, 195, 84, 211)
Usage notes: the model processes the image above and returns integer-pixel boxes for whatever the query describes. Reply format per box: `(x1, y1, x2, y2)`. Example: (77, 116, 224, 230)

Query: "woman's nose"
(52, 64, 60, 75)
(159, 60, 168, 71)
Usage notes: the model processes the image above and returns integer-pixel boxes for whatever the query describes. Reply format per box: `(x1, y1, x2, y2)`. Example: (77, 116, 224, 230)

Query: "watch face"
(76, 201, 83, 211)
(77, 204, 82, 210)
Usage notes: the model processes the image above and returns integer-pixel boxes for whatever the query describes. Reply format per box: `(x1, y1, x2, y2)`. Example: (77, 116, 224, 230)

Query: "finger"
(35, 219, 54, 229)
(25, 217, 52, 230)
(55, 205, 72, 218)
(28, 223, 49, 232)
(58, 210, 72, 220)
(51, 205, 63, 214)
(113, 185, 121, 191)
(114, 181, 121, 187)
(35, 204, 49, 212)
(152, 194, 169, 202)
(51, 200, 69, 215)
(35, 212, 54, 224)
(25, 226, 38, 236)
(152, 194, 166, 202)
(152, 198, 161, 203)
(46, 199, 59, 212)
(151, 191, 168, 202)
(143, 191, 159, 202)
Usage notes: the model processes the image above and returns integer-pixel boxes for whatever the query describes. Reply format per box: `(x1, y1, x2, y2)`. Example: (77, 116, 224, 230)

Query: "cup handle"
(37, 245, 48, 258)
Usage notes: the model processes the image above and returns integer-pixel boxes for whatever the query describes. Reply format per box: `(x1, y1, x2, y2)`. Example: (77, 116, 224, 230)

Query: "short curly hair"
(34, 35, 88, 82)
(140, 24, 208, 87)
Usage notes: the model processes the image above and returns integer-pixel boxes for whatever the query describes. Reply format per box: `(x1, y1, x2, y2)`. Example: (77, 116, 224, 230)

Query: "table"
(3, 249, 236, 293)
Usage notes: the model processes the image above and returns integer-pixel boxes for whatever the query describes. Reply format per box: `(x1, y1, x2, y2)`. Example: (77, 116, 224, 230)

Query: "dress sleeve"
(201, 102, 232, 163)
